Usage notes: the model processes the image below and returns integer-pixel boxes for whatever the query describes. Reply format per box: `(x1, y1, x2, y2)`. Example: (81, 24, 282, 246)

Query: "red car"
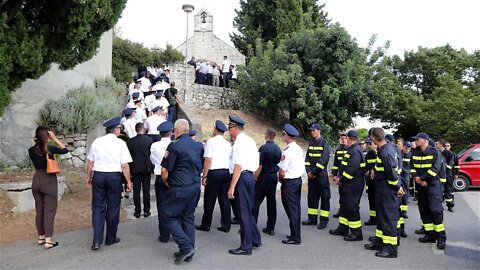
(454, 143, 480, 191)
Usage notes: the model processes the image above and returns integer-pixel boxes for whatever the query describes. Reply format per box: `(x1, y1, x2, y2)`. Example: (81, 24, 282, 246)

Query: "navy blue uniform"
(253, 140, 282, 232)
(365, 149, 377, 222)
(304, 137, 331, 223)
(441, 149, 455, 209)
(410, 146, 447, 242)
(335, 142, 365, 238)
(400, 152, 412, 214)
(160, 134, 202, 254)
(371, 143, 401, 254)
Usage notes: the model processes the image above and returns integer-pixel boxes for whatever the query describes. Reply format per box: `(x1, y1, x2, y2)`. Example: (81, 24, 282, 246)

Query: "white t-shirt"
(144, 114, 166, 135)
(123, 118, 137, 138)
(222, 60, 231, 73)
(139, 77, 152, 93)
(204, 135, 232, 170)
(230, 132, 259, 172)
(277, 141, 305, 179)
(87, 134, 133, 172)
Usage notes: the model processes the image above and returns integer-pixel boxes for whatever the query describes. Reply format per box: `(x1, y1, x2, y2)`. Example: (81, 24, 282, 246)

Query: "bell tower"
(194, 8, 213, 32)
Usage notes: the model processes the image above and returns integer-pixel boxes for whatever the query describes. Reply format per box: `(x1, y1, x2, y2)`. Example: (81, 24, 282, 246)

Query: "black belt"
(209, 168, 229, 171)
(283, 177, 301, 181)
(241, 170, 253, 174)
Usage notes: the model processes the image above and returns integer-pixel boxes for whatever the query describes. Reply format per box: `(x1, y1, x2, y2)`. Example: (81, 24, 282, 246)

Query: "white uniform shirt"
(144, 94, 156, 111)
(123, 118, 137, 138)
(222, 60, 231, 73)
(87, 133, 133, 172)
(150, 99, 169, 114)
(139, 77, 152, 93)
(230, 132, 259, 172)
(232, 68, 238, 79)
(204, 135, 232, 170)
(150, 137, 172, 175)
(135, 107, 147, 123)
(144, 114, 166, 135)
(207, 64, 214, 74)
(277, 141, 305, 179)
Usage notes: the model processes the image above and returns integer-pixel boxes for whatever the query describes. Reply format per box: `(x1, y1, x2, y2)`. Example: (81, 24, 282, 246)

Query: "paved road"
(1, 188, 479, 269)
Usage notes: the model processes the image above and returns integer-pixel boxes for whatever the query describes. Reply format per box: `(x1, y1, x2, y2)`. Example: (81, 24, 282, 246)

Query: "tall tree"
(0, 0, 127, 115)
(231, 0, 328, 55)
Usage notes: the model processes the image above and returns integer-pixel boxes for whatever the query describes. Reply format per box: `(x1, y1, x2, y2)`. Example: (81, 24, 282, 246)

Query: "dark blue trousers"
(148, 134, 161, 143)
(200, 169, 231, 230)
(91, 171, 123, 245)
(253, 172, 278, 231)
(161, 185, 200, 253)
(235, 171, 261, 251)
(281, 178, 302, 242)
(168, 106, 176, 123)
(155, 175, 170, 241)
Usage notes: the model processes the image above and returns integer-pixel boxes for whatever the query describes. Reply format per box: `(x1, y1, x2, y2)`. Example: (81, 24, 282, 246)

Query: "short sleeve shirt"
(87, 133, 133, 172)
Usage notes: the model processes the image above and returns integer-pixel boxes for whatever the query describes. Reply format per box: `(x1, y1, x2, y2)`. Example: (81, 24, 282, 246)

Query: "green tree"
(231, 0, 328, 55)
(0, 0, 127, 115)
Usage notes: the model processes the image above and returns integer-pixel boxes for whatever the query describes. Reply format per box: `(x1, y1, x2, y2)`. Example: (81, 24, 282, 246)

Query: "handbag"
(46, 154, 60, 174)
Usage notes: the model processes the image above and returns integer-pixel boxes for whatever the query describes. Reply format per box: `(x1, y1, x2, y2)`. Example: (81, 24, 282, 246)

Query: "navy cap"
(157, 121, 173, 133)
(228, 115, 246, 127)
(428, 139, 435, 147)
(404, 141, 412, 147)
(103, 117, 122, 128)
(123, 108, 135, 116)
(412, 132, 430, 141)
(152, 106, 161, 112)
(385, 134, 394, 142)
(189, 130, 197, 137)
(132, 92, 140, 98)
(132, 74, 138, 81)
(309, 123, 322, 130)
(155, 91, 163, 97)
(346, 130, 358, 138)
(283, 123, 299, 137)
(215, 120, 228, 133)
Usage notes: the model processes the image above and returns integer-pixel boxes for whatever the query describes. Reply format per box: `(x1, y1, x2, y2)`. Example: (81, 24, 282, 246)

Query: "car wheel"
(453, 175, 470, 192)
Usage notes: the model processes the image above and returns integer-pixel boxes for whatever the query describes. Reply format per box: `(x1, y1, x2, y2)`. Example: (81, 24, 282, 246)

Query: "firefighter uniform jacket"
(331, 146, 347, 177)
(305, 137, 330, 176)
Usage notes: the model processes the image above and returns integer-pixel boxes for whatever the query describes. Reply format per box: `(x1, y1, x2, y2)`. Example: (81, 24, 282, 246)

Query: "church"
(176, 8, 246, 67)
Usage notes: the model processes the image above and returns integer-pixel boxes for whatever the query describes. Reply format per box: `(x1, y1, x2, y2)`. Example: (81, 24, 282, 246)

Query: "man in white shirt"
(206, 62, 214, 85)
(122, 108, 138, 138)
(139, 72, 152, 94)
(212, 66, 221, 87)
(221, 56, 231, 88)
(85, 117, 133, 251)
(134, 100, 147, 123)
(196, 120, 232, 233)
(150, 121, 173, 243)
(144, 106, 166, 142)
(277, 124, 305, 245)
(227, 115, 262, 255)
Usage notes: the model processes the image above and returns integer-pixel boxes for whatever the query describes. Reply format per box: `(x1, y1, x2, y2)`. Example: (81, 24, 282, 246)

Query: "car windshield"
(457, 145, 474, 158)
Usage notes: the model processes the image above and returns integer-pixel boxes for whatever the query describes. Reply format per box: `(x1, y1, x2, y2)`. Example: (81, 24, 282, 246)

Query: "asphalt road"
(1, 188, 479, 269)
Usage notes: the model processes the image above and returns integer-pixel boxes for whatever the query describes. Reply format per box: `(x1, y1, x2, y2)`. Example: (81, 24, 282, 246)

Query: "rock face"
(0, 30, 113, 166)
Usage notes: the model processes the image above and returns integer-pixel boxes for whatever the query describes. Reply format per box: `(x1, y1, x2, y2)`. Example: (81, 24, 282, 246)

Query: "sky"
(116, 0, 480, 57)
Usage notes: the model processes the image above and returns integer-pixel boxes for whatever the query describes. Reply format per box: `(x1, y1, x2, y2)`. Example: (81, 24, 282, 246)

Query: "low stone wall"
(56, 134, 87, 167)
(0, 176, 66, 212)
(187, 84, 242, 110)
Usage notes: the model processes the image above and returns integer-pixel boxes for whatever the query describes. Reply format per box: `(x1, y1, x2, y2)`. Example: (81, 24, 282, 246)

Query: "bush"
(38, 78, 126, 134)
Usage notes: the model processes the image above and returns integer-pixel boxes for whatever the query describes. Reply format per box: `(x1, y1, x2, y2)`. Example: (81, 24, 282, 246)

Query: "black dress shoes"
(195, 225, 210, 232)
(91, 243, 100, 251)
(329, 229, 347, 236)
(175, 250, 195, 263)
(158, 236, 169, 243)
(231, 218, 239, 225)
(400, 230, 408, 238)
(228, 248, 251, 255)
(415, 227, 425, 234)
(344, 235, 363, 241)
(302, 219, 317, 226)
(364, 219, 376, 226)
(317, 221, 328, 229)
(262, 228, 275, 236)
(281, 239, 300, 245)
(105, 238, 121, 246)
(217, 227, 230, 233)
(437, 240, 446, 250)
(447, 206, 454, 212)
(375, 251, 397, 258)
(143, 211, 151, 217)
(133, 212, 141, 218)
(419, 236, 436, 243)
(332, 212, 340, 218)
(365, 242, 382, 251)
(368, 236, 377, 242)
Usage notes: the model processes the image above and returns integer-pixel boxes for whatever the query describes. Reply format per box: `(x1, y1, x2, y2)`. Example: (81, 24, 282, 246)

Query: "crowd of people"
(188, 56, 238, 88)
(27, 67, 457, 263)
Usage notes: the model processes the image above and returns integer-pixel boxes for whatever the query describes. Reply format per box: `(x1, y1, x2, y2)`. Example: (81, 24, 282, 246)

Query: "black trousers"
(443, 175, 455, 208)
(373, 187, 400, 254)
(366, 178, 376, 220)
(337, 177, 364, 237)
(200, 169, 231, 230)
(281, 177, 302, 242)
(417, 182, 447, 241)
(235, 171, 261, 251)
(307, 173, 330, 221)
(400, 175, 409, 213)
(132, 172, 151, 214)
(155, 175, 170, 241)
(253, 172, 278, 231)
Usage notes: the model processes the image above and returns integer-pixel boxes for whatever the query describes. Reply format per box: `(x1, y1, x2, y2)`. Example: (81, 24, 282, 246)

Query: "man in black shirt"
(253, 129, 282, 236)
(164, 82, 179, 122)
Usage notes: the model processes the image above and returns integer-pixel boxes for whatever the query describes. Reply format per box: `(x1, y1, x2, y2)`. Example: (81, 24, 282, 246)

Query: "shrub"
(38, 78, 126, 134)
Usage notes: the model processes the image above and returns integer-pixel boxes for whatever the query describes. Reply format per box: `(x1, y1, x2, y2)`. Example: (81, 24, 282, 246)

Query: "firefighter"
(303, 123, 331, 229)
(436, 140, 455, 212)
(364, 139, 377, 226)
(329, 130, 365, 242)
(410, 133, 447, 250)
(364, 127, 405, 258)
(331, 133, 348, 218)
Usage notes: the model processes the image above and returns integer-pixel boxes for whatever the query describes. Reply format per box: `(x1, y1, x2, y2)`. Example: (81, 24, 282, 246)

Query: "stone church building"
(176, 8, 246, 67)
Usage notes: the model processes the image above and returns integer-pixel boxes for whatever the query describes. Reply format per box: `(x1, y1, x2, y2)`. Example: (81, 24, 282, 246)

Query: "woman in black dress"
(28, 127, 68, 249)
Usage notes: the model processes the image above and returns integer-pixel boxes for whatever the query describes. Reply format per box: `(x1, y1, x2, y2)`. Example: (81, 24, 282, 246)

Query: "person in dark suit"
(127, 123, 154, 218)
(160, 119, 202, 264)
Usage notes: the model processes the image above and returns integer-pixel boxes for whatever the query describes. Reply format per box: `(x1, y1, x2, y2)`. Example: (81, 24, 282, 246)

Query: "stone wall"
(188, 84, 242, 110)
(56, 134, 88, 167)
(0, 30, 113, 166)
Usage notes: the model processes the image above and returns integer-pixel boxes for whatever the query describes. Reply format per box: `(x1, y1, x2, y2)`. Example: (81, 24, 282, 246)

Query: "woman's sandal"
(44, 242, 59, 249)
(37, 238, 46, 245)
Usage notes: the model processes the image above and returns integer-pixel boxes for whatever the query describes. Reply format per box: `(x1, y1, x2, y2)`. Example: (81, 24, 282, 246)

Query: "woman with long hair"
(28, 126, 68, 249)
